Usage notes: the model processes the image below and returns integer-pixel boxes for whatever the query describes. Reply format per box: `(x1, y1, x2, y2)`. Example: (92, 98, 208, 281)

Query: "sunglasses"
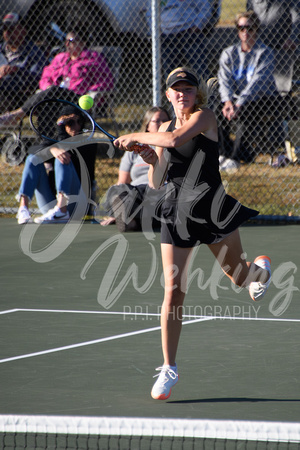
(64, 118, 82, 127)
(237, 25, 256, 32)
(65, 37, 77, 45)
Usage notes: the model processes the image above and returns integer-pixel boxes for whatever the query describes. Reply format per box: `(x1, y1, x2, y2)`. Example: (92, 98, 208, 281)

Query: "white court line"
(1, 308, 300, 323)
(0, 316, 211, 365)
(0, 309, 19, 315)
(0, 308, 300, 363)
(0, 308, 161, 317)
(1, 309, 299, 365)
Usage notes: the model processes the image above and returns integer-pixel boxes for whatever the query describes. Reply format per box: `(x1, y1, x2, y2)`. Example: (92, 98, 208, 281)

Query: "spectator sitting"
(16, 104, 97, 225)
(217, 11, 285, 168)
(0, 26, 114, 127)
(0, 12, 47, 112)
(101, 106, 170, 232)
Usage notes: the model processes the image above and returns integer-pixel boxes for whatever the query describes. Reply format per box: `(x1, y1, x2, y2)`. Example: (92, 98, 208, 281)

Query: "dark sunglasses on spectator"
(64, 118, 82, 127)
(65, 37, 77, 44)
(237, 25, 255, 32)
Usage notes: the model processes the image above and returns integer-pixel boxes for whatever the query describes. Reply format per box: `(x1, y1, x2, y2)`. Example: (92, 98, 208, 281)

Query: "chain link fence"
(0, 0, 299, 219)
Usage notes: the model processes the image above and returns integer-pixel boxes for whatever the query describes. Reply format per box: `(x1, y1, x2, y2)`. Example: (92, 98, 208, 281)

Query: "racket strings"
(30, 99, 95, 144)
(31, 102, 63, 141)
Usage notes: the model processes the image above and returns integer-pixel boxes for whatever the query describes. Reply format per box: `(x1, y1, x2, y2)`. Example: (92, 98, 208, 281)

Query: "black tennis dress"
(160, 118, 258, 247)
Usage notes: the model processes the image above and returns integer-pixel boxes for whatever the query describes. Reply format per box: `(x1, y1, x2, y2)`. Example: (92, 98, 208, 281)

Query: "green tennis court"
(1, 219, 299, 424)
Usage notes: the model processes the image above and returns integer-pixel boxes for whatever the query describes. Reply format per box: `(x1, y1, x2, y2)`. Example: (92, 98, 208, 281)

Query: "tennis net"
(0, 415, 299, 449)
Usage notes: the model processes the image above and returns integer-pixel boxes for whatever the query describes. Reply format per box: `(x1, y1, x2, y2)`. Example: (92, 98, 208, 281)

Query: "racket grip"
(131, 144, 151, 153)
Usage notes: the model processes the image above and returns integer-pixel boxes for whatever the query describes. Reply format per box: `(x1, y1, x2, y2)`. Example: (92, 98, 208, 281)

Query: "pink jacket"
(39, 49, 114, 95)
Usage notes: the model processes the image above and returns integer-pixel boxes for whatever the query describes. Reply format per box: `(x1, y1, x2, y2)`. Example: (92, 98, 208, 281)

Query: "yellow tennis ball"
(78, 95, 94, 110)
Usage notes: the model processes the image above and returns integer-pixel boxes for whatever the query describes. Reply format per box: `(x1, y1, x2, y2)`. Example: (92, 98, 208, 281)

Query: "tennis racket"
(29, 98, 116, 145)
(29, 98, 148, 153)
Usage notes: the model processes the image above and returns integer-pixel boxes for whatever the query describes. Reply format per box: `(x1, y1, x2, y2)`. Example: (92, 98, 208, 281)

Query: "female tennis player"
(114, 67, 271, 400)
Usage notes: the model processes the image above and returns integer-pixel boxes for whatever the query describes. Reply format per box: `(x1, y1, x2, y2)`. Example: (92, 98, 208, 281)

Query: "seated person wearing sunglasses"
(16, 104, 97, 224)
(0, 27, 114, 127)
(217, 11, 284, 167)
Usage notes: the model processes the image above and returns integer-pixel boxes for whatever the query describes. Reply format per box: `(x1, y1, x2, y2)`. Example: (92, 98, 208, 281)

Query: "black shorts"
(160, 183, 258, 248)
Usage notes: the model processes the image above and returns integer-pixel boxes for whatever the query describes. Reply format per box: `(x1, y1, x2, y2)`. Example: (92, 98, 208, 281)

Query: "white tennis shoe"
(17, 206, 32, 224)
(151, 365, 178, 400)
(34, 206, 70, 224)
(249, 255, 271, 301)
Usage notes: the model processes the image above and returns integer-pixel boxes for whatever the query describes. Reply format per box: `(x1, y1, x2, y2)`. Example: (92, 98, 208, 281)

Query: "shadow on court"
(168, 398, 300, 404)
(0, 219, 299, 422)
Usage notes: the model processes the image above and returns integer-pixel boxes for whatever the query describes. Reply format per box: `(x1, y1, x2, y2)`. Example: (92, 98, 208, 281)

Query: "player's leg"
(160, 243, 194, 365)
(207, 229, 271, 300)
(151, 243, 193, 400)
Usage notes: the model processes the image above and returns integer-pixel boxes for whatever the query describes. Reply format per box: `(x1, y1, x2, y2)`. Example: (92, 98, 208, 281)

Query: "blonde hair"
(166, 66, 210, 110)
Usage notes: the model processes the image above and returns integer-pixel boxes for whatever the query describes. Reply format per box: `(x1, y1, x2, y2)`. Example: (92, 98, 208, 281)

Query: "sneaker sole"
(18, 218, 33, 225)
(254, 255, 271, 265)
(151, 391, 171, 400)
(151, 379, 178, 400)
